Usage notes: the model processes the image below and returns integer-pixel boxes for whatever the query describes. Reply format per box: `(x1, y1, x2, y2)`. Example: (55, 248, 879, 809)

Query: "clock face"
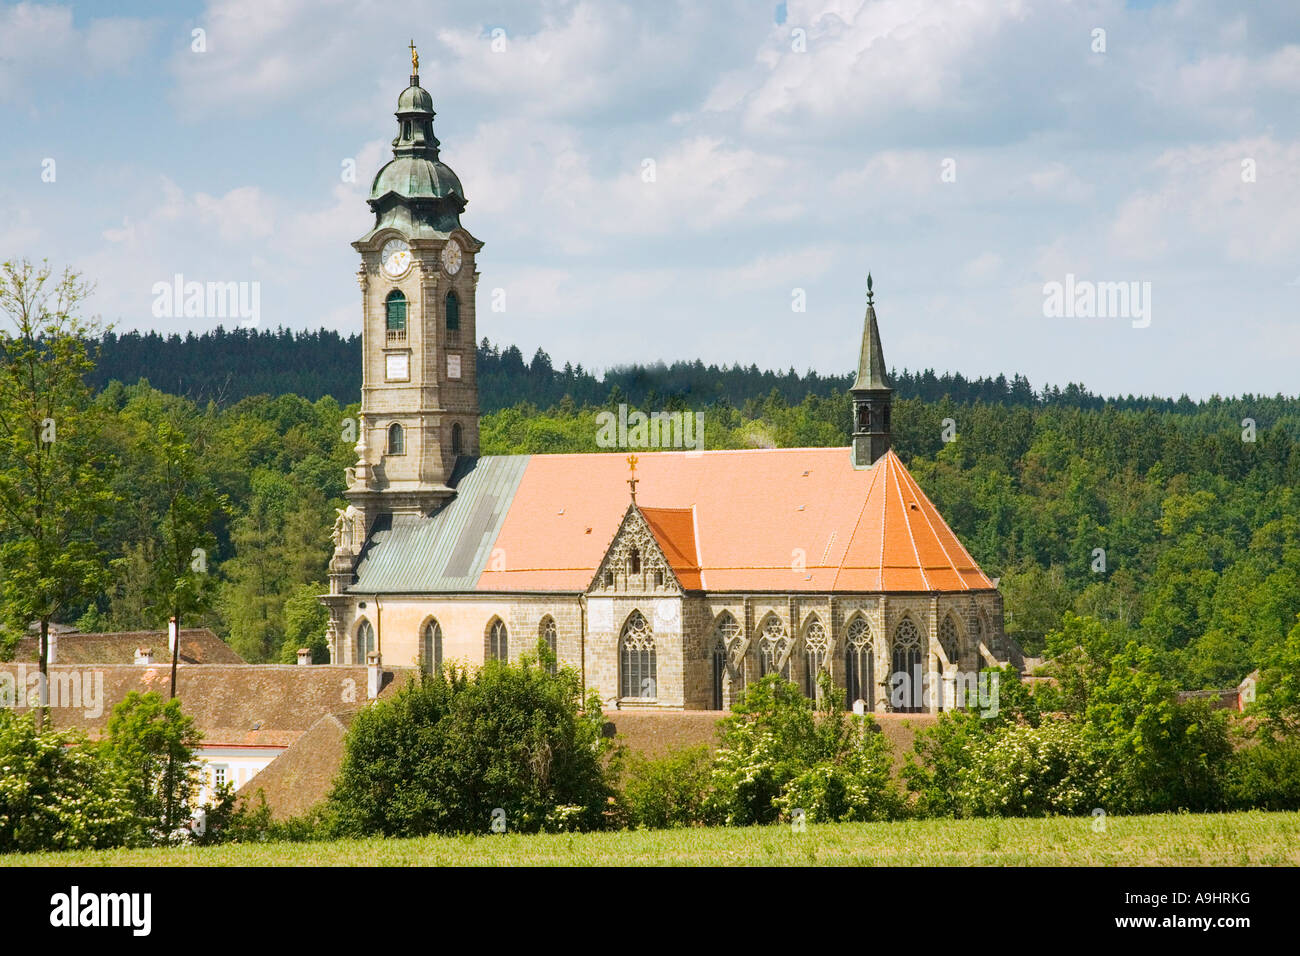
(441, 240, 463, 276)
(381, 238, 411, 277)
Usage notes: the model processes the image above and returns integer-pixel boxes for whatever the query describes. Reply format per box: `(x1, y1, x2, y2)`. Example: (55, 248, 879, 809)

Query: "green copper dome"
(363, 67, 467, 236)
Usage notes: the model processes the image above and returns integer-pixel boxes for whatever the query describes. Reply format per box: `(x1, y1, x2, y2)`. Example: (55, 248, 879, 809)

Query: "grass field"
(8, 811, 1299, 866)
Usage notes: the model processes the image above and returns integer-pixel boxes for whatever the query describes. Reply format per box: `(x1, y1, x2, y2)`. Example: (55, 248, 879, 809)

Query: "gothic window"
(858, 405, 870, 430)
(487, 618, 508, 661)
(445, 291, 460, 332)
(892, 618, 923, 713)
(451, 422, 463, 456)
(620, 611, 656, 699)
(939, 614, 959, 663)
(757, 615, 790, 680)
(387, 422, 405, 455)
(845, 616, 874, 711)
(629, 548, 641, 575)
(540, 616, 558, 676)
(604, 570, 614, 588)
(712, 613, 742, 709)
(653, 569, 665, 588)
(972, 615, 985, 668)
(356, 619, 375, 663)
(421, 619, 442, 675)
(386, 290, 407, 336)
(802, 618, 828, 699)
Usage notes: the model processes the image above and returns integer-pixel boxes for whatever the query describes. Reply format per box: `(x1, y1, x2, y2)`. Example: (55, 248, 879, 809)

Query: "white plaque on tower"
(385, 353, 409, 381)
(447, 353, 462, 379)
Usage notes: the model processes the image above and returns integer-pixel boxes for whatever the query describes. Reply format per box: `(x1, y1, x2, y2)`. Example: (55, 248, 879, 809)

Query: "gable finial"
(866, 272, 874, 306)
(626, 454, 639, 504)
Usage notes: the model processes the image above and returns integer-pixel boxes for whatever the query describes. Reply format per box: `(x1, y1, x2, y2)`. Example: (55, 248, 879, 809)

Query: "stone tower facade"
(850, 274, 893, 468)
(344, 55, 483, 525)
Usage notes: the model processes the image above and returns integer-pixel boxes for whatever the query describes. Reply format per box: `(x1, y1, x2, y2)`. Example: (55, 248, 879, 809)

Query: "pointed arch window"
(487, 618, 508, 661)
(451, 422, 463, 456)
(386, 290, 407, 342)
(540, 616, 558, 676)
(802, 619, 828, 699)
(757, 616, 790, 680)
(712, 613, 742, 710)
(421, 619, 442, 675)
(356, 619, 375, 664)
(620, 611, 656, 699)
(629, 548, 641, 575)
(939, 614, 959, 664)
(387, 422, 405, 455)
(445, 291, 460, 332)
(892, 618, 923, 713)
(845, 617, 874, 711)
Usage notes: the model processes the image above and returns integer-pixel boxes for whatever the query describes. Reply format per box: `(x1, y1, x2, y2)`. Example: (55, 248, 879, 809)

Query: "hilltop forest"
(8, 324, 1300, 693)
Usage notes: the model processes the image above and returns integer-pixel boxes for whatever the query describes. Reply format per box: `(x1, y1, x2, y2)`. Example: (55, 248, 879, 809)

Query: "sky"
(1, 0, 1297, 400)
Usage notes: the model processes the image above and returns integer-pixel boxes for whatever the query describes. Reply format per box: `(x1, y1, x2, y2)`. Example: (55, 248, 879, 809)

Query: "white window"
(212, 765, 229, 788)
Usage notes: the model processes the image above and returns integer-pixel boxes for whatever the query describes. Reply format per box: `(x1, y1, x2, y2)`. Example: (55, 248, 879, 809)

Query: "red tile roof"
(477, 448, 991, 593)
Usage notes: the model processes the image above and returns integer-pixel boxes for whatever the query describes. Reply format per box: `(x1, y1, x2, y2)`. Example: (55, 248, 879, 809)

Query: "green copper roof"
(348, 455, 530, 593)
(361, 69, 467, 238)
(851, 275, 892, 392)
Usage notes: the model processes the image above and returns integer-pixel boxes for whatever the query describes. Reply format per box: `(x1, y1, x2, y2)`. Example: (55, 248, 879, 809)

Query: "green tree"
(101, 691, 203, 844)
(0, 261, 116, 729)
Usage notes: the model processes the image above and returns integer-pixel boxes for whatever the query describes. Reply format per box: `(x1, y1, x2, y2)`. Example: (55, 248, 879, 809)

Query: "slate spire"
(850, 273, 894, 468)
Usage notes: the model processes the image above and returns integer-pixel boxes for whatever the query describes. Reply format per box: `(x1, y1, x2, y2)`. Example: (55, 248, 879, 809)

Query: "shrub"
(0, 710, 134, 853)
(329, 656, 618, 837)
(706, 674, 901, 826)
(952, 717, 1107, 817)
(1224, 737, 1300, 811)
(622, 746, 713, 829)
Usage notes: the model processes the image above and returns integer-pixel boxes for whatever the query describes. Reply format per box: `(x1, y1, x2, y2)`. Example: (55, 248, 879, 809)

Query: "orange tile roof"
(475, 448, 991, 593)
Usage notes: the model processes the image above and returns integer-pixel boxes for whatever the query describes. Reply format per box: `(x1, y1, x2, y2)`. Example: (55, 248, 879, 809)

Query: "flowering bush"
(953, 718, 1107, 817)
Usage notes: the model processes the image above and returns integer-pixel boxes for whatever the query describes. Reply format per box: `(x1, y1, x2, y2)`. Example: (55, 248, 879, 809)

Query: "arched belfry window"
(387, 422, 405, 455)
(451, 422, 463, 456)
(445, 291, 460, 332)
(386, 290, 407, 338)
(356, 619, 375, 664)
(487, 618, 508, 661)
(620, 611, 656, 699)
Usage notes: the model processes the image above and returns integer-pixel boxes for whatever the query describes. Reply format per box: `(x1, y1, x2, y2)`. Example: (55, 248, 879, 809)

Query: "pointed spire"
(851, 273, 891, 392)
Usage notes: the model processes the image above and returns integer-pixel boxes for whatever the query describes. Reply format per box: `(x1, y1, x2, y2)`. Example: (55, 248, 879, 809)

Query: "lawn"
(8, 811, 1300, 866)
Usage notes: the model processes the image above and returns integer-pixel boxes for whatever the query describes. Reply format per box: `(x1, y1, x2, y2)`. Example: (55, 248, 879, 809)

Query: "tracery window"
(892, 618, 923, 713)
(540, 616, 558, 676)
(356, 619, 375, 663)
(845, 616, 874, 710)
(421, 619, 442, 674)
(620, 611, 656, 699)
(487, 618, 508, 661)
(939, 614, 959, 663)
(758, 615, 790, 680)
(802, 618, 828, 698)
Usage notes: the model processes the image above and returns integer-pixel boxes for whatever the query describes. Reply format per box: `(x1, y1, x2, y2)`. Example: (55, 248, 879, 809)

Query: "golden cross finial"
(626, 454, 639, 503)
(409, 39, 419, 75)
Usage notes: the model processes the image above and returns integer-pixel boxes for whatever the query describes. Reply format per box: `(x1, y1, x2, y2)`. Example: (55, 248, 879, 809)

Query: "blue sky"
(2, 0, 1297, 399)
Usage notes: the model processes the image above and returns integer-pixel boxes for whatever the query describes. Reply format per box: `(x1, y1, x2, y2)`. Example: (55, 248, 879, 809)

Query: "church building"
(321, 53, 1018, 714)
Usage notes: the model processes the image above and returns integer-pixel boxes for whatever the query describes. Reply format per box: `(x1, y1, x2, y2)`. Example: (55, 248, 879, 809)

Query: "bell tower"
(850, 274, 893, 468)
(345, 43, 483, 523)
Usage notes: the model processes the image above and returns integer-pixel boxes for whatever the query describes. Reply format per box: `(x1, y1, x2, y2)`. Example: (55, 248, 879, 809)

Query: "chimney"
(135, 647, 153, 665)
(367, 652, 383, 699)
(48, 632, 57, 665)
(168, 617, 178, 654)
(297, 647, 312, 666)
